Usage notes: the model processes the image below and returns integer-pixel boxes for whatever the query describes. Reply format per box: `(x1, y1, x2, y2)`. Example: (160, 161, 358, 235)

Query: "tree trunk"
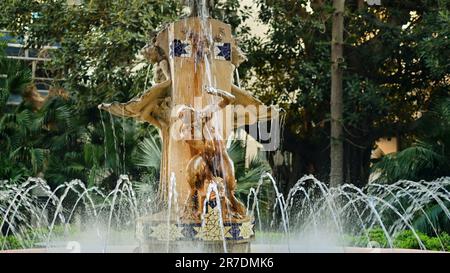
(357, 0, 365, 10)
(330, 0, 345, 187)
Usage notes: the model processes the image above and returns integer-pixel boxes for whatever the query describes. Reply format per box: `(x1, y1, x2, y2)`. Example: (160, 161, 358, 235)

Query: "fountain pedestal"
(135, 202, 254, 253)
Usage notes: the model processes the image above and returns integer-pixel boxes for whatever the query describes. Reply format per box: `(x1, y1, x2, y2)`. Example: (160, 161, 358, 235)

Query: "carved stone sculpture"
(100, 2, 278, 252)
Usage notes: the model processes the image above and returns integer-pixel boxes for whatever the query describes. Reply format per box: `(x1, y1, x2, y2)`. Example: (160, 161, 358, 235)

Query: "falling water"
(235, 69, 241, 89)
(166, 172, 179, 253)
(248, 173, 290, 234)
(99, 110, 108, 171)
(201, 181, 228, 253)
(121, 109, 126, 174)
(0, 175, 142, 252)
(108, 112, 121, 175)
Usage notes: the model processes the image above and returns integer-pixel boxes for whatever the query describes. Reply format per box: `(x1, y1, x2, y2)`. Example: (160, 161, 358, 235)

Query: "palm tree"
(227, 140, 272, 201)
(373, 98, 450, 235)
(0, 45, 46, 183)
(373, 98, 450, 183)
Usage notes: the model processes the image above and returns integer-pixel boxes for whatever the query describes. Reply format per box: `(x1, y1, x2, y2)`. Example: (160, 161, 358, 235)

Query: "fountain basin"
(135, 203, 255, 253)
(1, 246, 446, 253)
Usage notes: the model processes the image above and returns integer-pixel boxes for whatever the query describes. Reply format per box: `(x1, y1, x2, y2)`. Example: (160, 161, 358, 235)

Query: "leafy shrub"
(346, 228, 450, 251)
(0, 225, 77, 250)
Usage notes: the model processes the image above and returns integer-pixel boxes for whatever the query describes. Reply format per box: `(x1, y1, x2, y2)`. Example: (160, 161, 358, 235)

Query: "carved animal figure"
(141, 36, 171, 84)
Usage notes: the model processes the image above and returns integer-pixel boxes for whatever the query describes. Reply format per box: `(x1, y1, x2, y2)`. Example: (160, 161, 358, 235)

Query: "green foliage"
(413, 201, 450, 236)
(228, 140, 272, 201)
(0, 235, 23, 250)
(345, 228, 389, 247)
(0, 58, 32, 97)
(347, 228, 450, 251)
(242, 0, 450, 186)
(0, 0, 248, 190)
(0, 45, 40, 182)
(373, 142, 449, 182)
(373, 98, 450, 183)
(0, 225, 75, 250)
(227, 139, 276, 226)
(133, 129, 162, 172)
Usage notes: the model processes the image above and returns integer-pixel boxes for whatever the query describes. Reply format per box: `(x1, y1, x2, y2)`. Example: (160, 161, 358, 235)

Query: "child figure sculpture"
(177, 87, 246, 221)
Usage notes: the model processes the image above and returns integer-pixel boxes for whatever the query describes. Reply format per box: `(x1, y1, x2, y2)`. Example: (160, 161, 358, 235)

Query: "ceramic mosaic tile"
(170, 39, 192, 58)
(214, 42, 231, 61)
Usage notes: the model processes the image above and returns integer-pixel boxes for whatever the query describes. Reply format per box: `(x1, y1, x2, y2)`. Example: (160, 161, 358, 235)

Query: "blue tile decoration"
(214, 42, 231, 61)
(170, 39, 191, 58)
(140, 204, 255, 242)
(181, 224, 199, 239)
(208, 200, 217, 209)
(228, 224, 242, 240)
(142, 221, 254, 241)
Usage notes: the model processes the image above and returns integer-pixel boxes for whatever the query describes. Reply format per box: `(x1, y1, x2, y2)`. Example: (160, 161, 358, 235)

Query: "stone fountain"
(99, 0, 277, 253)
(2, 0, 449, 256)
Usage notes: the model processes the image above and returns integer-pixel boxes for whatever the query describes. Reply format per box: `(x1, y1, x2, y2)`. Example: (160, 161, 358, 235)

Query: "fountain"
(2, 174, 450, 253)
(98, 0, 278, 253)
(1, 1, 450, 255)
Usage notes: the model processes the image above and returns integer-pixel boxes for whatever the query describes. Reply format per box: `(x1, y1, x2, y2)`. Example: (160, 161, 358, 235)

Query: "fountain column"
(99, 5, 278, 253)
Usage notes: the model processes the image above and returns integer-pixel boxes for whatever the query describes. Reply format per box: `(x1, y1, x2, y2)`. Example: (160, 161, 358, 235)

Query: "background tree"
(0, 42, 41, 182)
(1, 0, 449, 192)
(373, 98, 450, 183)
(0, 0, 252, 189)
(330, 0, 345, 187)
(240, 0, 450, 192)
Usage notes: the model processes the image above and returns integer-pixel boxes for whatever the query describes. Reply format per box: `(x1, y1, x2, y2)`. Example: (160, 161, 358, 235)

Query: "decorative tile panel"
(170, 39, 192, 58)
(214, 42, 231, 61)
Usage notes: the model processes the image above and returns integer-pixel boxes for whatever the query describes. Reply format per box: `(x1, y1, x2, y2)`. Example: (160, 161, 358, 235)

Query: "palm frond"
(236, 156, 271, 196)
(15, 109, 33, 129)
(434, 98, 450, 125)
(227, 140, 247, 178)
(133, 135, 161, 170)
(373, 141, 449, 183)
(29, 148, 47, 174)
(83, 143, 103, 166)
(413, 201, 450, 235)
(0, 58, 32, 95)
(0, 87, 9, 109)
(38, 97, 75, 131)
(86, 165, 111, 188)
